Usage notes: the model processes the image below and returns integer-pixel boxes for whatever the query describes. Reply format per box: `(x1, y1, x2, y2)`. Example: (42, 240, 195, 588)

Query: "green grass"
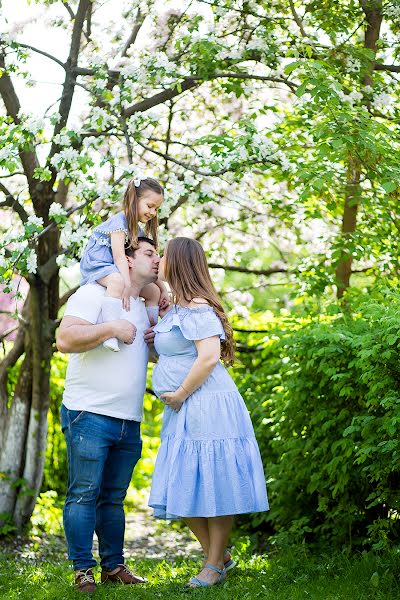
(1, 547, 399, 599)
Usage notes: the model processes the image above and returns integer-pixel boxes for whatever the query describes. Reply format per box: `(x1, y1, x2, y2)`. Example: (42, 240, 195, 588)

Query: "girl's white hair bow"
(133, 174, 147, 187)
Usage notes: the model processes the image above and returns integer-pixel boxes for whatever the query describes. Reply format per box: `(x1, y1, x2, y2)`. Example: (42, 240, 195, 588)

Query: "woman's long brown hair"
(123, 177, 164, 248)
(164, 237, 235, 365)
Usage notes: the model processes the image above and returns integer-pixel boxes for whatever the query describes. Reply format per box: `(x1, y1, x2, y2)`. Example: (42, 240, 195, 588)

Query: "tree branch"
(0, 183, 28, 222)
(0, 50, 40, 186)
(16, 42, 65, 69)
(122, 9, 145, 57)
(0, 324, 19, 342)
(135, 139, 275, 176)
(208, 264, 290, 276)
(373, 62, 400, 73)
(188, 72, 298, 92)
(48, 0, 91, 162)
(64, 2, 75, 19)
(123, 79, 199, 117)
(289, 0, 307, 37)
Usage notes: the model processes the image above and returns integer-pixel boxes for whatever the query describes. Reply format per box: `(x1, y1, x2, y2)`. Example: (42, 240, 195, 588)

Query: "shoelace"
(77, 570, 95, 584)
(120, 564, 134, 576)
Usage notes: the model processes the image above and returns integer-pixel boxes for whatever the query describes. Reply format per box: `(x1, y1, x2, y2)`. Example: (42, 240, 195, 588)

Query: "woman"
(148, 237, 268, 588)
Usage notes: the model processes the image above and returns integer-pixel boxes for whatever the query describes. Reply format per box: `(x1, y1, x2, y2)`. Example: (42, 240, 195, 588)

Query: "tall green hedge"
(238, 291, 400, 550)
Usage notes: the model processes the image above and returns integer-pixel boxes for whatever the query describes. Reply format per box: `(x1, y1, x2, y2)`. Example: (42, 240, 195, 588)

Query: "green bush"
(237, 290, 400, 550)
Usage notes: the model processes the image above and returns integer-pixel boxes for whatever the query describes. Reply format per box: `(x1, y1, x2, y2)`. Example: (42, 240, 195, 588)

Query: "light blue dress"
(80, 213, 145, 285)
(148, 305, 269, 519)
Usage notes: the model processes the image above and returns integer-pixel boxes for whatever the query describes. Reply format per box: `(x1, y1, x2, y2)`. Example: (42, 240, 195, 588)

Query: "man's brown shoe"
(101, 564, 146, 585)
(74, 569, 97, 593)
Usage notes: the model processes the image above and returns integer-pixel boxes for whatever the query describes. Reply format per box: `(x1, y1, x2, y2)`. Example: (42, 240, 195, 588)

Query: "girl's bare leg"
(98, 273, 125, 298)
(97, 274, 125, 351)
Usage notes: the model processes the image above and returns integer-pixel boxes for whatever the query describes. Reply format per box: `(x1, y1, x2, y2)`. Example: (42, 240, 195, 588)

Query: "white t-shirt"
(62, 283, 150, 421)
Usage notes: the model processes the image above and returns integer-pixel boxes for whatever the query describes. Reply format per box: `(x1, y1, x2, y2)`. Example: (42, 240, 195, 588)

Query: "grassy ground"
(1, 493, 399, 599)
(1, 546, 400, 599)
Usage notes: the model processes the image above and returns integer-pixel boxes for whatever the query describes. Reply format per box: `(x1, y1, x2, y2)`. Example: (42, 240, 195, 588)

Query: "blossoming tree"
(0, 0, 399, 528)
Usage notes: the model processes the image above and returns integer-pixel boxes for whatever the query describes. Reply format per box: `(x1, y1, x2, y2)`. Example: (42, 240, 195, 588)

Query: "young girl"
(148, 237, 269, 588)
(80, 176, 169, 351)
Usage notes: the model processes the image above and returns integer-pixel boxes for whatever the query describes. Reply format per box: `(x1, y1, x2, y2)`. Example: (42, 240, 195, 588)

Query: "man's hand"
(112, 320, 136, 345)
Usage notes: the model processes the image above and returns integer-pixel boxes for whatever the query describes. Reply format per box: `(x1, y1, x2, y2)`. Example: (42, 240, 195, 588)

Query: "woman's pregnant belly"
(152, 356, 237, 398)
(152, 355, 194, 397)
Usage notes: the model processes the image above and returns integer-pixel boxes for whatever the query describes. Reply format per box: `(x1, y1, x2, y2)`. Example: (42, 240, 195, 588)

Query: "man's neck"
(128, 283, 140, 299)
(128, 279, 152, 300)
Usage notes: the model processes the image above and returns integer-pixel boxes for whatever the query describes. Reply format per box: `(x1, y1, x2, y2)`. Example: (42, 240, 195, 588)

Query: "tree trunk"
(336, 163, 361, 299)
(335, 1, 382, 298)
(0, 206, 59, 529)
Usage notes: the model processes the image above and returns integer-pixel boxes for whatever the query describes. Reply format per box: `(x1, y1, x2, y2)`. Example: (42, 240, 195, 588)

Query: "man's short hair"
(125, 236, 156, 258)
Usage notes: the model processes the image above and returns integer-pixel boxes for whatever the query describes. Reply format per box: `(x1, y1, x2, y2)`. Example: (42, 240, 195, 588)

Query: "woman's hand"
(161, 387, 188, 412)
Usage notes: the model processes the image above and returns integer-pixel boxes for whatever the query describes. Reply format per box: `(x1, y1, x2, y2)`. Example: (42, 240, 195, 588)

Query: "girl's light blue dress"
(80, 213, 144, 285)
(148, 305, 269, 519)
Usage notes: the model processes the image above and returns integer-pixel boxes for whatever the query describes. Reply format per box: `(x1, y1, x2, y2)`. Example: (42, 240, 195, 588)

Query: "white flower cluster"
(89, 106, 113, 130)
(18, 111, 46, 136)
(56, 254, 77, 268)
(346, 57, 361, 73)
(50, 146, 90, 181)
(252, 133, 279, 160)
(384, 3, 400, 19)
(372, 91, 394, 113)
(208, 129, 292, 174)
(53, 131, 72, 146)
(26, 215, 44, 228)
(0, 143, 19, 163)
(247, 37, 267, 52)
(26, 249, 37, 274)
(51, 147, 80, 168)
(60, 221, 90, 250)
(336, 88, 363, 105)
(49, 202, 68, 218)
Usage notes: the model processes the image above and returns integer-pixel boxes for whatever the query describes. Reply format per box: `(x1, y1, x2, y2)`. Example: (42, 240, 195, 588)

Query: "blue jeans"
(61, 404, 142, 571)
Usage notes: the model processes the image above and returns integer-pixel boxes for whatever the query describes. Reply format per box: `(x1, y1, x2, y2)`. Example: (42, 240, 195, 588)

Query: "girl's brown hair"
(164, 237, 235, 365)
(123, 177, 164, 249)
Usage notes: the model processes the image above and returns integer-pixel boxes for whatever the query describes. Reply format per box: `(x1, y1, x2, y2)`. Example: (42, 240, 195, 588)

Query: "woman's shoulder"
(187, 297, 211, 309)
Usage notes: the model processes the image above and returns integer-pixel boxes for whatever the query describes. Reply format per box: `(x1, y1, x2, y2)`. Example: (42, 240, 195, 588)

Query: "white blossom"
(346, 57, 361, 73)
(50, 147, 80, 168)
(53, 132, 71, 146)
(384, 3, 400, 19)
(49, 202, 67, 218)
(247, 37, 266, 51)
(0, 143, 18, 162)
(89, 106, 113, 130)
(26, 249, 37, 273)
(348, 90, 363, 103)
(56, 254, 76, 268)
(373, 91, 394, 112)
(97, 184, 113, 200)
(26, 215, 44, 228)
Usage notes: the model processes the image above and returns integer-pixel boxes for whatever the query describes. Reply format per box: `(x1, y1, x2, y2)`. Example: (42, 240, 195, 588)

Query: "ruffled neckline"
(173, 304, 214, 314)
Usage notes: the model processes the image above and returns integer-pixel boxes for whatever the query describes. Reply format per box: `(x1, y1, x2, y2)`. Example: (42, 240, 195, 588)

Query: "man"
(56, 237, 160, 594)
